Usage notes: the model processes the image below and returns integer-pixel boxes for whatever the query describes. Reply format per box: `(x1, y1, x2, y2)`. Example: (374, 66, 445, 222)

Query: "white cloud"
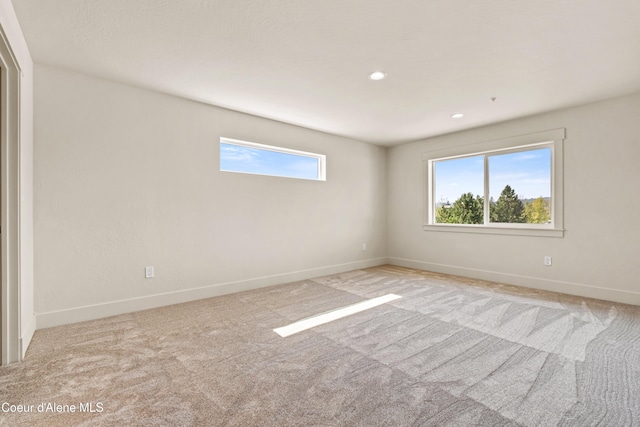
(220, 144, 261, 163)
(511, 153, 540, 161)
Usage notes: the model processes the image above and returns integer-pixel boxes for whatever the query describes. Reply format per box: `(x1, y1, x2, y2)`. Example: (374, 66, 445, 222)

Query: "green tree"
(438, 192, 484, 224)
(523, 197, 550, 223)
(490, 185, 525, 223)
(435, 200, 453, 223)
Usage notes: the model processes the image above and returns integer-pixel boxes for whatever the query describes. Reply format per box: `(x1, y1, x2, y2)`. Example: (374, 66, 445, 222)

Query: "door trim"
(0, 23, 22, 365)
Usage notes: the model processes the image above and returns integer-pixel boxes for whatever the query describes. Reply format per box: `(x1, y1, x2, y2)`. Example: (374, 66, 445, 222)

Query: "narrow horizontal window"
(424, 129, 564, 237)
(220, 137, 326, 181)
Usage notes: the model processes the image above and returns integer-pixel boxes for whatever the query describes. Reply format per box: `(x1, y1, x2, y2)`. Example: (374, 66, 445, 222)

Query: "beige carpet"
(1, 265, 639, 426)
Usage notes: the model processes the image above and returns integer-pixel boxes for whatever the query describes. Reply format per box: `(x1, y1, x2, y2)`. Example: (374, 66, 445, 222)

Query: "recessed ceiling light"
(369, 71, 386, 81)
(451, 113, 464, 119)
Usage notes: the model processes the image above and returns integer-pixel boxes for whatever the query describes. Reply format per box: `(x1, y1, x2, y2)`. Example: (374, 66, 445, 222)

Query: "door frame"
(0, 23, 22, 365)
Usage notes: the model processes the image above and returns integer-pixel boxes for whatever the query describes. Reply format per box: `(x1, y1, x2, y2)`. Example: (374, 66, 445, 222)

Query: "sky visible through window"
(220, 142, 320, 180)
(434, 147, 551, 203)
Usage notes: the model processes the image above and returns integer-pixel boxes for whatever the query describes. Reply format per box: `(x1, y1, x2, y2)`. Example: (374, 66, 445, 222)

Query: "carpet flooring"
(1, 265, 639, 426)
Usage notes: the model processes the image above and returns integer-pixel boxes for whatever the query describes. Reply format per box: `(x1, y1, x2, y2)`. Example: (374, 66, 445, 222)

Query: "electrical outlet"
(145, 266, 154, 278)
(544, 256, 552, 267)
(362, 243, 367, 251)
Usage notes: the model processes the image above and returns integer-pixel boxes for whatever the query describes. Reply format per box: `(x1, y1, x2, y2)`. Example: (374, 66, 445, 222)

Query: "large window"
(424, 129, 564, 237)
(220, 137, 326, 181)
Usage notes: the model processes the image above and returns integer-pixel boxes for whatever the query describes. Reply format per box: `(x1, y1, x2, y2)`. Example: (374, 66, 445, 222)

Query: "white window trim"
(423, 128, 565, 237)
(220, 137, 326, 181)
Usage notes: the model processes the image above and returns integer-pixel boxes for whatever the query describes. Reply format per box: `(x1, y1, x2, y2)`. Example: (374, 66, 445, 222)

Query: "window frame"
(220, 137, 327, 181)
(423, 128, 565, 237)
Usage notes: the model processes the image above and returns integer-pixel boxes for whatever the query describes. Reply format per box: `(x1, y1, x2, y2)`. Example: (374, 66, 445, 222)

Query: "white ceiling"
(11, 0, 640, 146)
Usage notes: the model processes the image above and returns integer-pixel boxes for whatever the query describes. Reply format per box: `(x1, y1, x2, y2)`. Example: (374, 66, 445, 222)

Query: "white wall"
(34, 64, 387, 327)
(32, 62, 640, 330)
(0, 0, 35, 359)
(387, 92, 640, 304)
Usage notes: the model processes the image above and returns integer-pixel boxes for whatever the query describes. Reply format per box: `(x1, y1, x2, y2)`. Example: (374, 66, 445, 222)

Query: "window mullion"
(484, 154, 490, 225)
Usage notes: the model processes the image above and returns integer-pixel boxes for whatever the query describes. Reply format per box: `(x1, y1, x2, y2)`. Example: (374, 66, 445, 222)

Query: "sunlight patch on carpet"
(274, 294, 402, 337)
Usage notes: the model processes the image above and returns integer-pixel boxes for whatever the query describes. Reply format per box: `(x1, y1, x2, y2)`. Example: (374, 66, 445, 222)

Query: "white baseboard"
(20, 315, 36, 359)
(388, 257, 640, 306)
(36, 258, 389, 329)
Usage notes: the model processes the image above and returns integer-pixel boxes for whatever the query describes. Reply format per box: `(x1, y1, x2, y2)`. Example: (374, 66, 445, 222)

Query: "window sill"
(423, 224, 564, 238)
